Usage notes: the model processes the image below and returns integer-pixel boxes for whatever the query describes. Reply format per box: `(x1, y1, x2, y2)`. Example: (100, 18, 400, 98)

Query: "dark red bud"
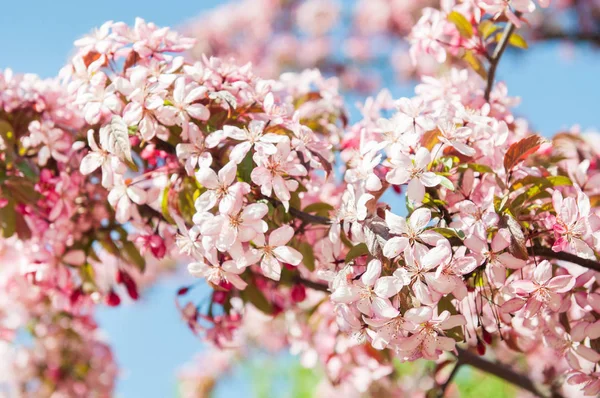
(283, 263, 295, 271)
(177, 286, 190, 296)
(482, 328, 492, 345)
(476, 339, 486, 356)
(219, 280, 233, 291)
(117, 270, 139, 300)
(272, 303, 283, 316)
(291, 284, 306, 303)
(392, 184, 402, 194)
(213, 290, 227, 305)
(105, 290, 121, 307)
(70, 288, 83, 306)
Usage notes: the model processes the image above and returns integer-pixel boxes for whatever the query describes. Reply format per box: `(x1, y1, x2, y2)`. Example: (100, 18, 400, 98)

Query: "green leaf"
(178, 178, 197, 225)
(15, 161, 38, 181)
(297, 242, 316, 272)
(240, 283, 273, 314)
(0, 120, 16, 162)
(161, 185, 175, 224)
(345, 243, 369, 263)
(0, 199, 16, 238)
(437, 295, 464, 342)
(433, 228, 465, 240)
(458, 163, 494, 174)
(99, 237, 120, 256)
(302, 202, 334, 217)
(447, 11, 473, 39)
(122, 240, 146, 272)
(438, 175, 455, 191)
(237, 150, 254, 183)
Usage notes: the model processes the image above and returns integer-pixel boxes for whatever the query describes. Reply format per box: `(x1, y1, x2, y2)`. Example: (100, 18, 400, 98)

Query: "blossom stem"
(528, 245, 600, 272)
(484, 16, 520, 101)
(456, 348, 561, 398)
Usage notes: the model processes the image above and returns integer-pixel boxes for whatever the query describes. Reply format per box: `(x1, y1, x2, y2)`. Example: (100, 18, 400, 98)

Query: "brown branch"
(297, 277, 329, 292)
(484, 16, 520, 101)
(438, 360, 463, 397)
(528, 245, 600, 272)
(456, 348, 562, 398)
(536, 30, 600, 46)
(263, 196, 332, 225)
(289, 206, 331, 225)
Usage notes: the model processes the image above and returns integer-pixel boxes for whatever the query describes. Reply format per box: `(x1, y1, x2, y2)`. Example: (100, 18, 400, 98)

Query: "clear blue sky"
(1, 2, 599, 397)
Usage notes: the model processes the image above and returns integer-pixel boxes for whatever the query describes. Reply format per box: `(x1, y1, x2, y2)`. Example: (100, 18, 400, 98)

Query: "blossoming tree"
(1, 1, 600, 397)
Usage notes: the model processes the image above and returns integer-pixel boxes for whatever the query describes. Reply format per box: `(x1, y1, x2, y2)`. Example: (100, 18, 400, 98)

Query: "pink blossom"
(194, 161, 249, 214)
(251, 140, 307, 210)
(200, 203, 269, 252)
(245, 225, 303, 281)
(397, 306, 466, 360)
(383, 208, 445, 259)
(331, 259, 402, 319)
(509, 260, 575, 316)
(552, 190, 595, 259)
(385, 147, 441, 202)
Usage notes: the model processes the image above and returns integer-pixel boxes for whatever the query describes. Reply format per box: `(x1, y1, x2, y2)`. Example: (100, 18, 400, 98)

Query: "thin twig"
(297, 277, 329, 292)
(289, 206, 331, 225)
(456, 348, 562, 398)
(537, 30, 600, 45)
(484, 15, 521, 101)
(529, 245, 600, 272)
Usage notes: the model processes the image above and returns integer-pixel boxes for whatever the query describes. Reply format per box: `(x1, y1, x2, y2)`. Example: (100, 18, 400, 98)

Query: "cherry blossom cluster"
(1, 2, 600, 396)
(183, 0, 600, 91)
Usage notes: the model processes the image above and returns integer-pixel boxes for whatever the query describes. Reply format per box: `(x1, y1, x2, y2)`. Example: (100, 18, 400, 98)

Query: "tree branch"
(528, 245, 600, 272)
(297, 277, 329, 292)
(289, 206, 331, 225)
(537, 30, 600, 46)
(484, 17, 520, 101)
(438, 360, 463, 397)
(456, 348, 562, 398)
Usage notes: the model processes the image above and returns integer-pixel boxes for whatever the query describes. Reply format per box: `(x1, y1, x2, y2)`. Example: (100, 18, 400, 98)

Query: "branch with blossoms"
(2, 1, 600, 397)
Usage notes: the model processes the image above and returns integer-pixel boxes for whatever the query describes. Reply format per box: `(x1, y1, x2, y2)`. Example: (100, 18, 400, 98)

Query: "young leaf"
(0, 199, 16, 238)
(503, 134, 544, 173)
(302, 202, 334, 217)
(478, 20, 500, 39)
(447, 11, 473, 39)
(463, 50, 487, 80)
(433, 228, 465, 240)
(421, 129, 441, 151)
(122, 240, 146, 272)
(437, 295, 464, 342)
(438, 175, 455, 191)
(508, 33, 528, 49)
(345, 243, 369, 263)
(240, 283, 273, 314)
(297, 242, 316, 271)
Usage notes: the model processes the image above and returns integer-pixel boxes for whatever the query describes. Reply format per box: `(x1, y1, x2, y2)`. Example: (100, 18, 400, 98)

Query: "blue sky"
(2, 1, 600, 397)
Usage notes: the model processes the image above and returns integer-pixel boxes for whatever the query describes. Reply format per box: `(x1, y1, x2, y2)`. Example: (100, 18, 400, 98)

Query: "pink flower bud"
(291, 284, 306, 303)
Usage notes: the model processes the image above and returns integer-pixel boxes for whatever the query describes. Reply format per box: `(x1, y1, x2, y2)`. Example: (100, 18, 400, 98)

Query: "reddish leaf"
(503, 135, 544, 172)
(421, 129, 441, 151)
